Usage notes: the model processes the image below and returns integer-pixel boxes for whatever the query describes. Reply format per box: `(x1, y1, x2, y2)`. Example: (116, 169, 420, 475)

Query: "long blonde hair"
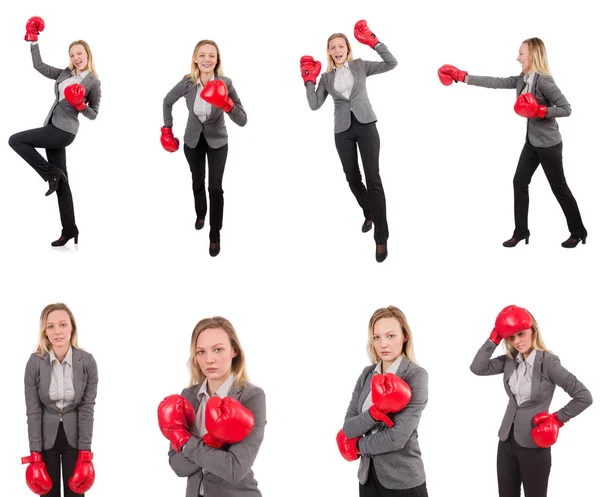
(69, 40, 98, 77)
(36, 303, 79, 357)
(522, 37, 551, 76)
(188, 316, 248, 388)
(503, 308, 550, 356)
(186, 40, 223, 85)
(326, 33, 354, 72)
(367, 306, 417, 365)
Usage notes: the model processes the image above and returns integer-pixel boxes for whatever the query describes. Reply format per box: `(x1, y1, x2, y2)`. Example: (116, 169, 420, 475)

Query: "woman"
(161, 40, 247, 257)
(337, 306, 429, 496)
(22, 303, 98, 496)
(438, 37, 587, 248)
(470, 305, 593, 497)
(8, 16, 101, 247)
(157, 316, 266, 497)
(301, 20, 398, 262)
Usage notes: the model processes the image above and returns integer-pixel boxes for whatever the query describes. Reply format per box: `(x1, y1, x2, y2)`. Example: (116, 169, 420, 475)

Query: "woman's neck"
(200, 72, 214, 86)
(52, 345, 70, 363)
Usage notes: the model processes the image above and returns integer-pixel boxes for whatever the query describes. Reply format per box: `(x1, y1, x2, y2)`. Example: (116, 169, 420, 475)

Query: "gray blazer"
(168, 381, 266, 497)
(343, 361, 428, 490)
(24, 349, 98, 452)
(31, 43, 101, 136)
(163, 76, 247, 149)
(470, 340, 592, 448)
(305, 43, 398, 133)
(467, 72, 570, 148)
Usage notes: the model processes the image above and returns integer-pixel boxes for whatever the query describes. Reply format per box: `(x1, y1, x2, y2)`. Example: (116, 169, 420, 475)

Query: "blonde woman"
(471, 305, 593, 497)
(157, 317, 266, 497)
(161, 40, 247, 257)
(439, 38, 587, 248)
(22, 303, 98, 496)
(301, 21, 398, 262)
(336, 306, 429, 496)
(9, 16, 101, 247)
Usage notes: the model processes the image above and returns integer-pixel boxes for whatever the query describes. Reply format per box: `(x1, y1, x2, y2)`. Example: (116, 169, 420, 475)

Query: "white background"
(1, 0, 598, 496)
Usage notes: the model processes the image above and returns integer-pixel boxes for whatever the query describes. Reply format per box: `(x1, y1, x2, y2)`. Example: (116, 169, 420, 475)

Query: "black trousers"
(41, 422, 81, 497)
(359, 462, 428, 497)
(8, 124, 78, 237)
(183, 133, 228, 242)
(334, 114, 389, 244)
(513, 140, 586, 239)
(497, 430, 551, 497)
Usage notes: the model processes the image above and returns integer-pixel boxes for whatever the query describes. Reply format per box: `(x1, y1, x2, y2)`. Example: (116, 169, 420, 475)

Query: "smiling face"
(195, 327, 237, 387)
(517, 42, 532, 74)
(45, 310, 73, 352)
(372, 317, 406, 370)
(194, 43, 218, 77)
(69, 43, 89, 74)
(508, 327, 534, 358)
(328, 36, 349, 68)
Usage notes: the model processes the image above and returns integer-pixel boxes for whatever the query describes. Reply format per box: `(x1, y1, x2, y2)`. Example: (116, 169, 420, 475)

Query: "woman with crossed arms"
(157, 316, 266, 497)
(336, 306, 429, 496)
(470, 305, 593, 497)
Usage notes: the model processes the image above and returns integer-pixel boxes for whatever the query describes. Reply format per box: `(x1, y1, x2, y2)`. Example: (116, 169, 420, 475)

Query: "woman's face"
(195, 327, 237, 384)
(69, 44, 88, 73)
(194, 44, 218, 76)
(517, 42, 532, 73)
(45, 310, 73, 350)
(328, 37, 349, 67)
(508, 327, 534, 357)
(372, 317, 406, 367)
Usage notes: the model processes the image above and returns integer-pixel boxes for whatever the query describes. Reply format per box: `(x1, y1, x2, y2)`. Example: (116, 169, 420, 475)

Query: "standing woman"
(8, 16, 101, 247)
(22, 303, 98, 496)
(336, 306, 429, 496)
(157, 316, 266, 497)
(161, 40, 247, 257)
(470, 305, 593, 497)
(438, 38, 587, 248)
(301, 20, 397, 262)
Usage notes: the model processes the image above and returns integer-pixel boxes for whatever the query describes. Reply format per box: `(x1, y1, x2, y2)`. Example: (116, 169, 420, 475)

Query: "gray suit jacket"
(24, 349, 98, 452)
(343, 361, 428, 490)
(168, 381, 266, 497)
(163, 75, 247, 149)
(31, 43, 101, 136)
(467, 72, 570, 147)
(470, 340, 592, 448)
(305, 43, 398, 133)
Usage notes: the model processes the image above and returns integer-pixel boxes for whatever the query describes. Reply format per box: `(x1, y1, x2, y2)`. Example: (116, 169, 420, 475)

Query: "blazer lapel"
(72, 348, 84, 404)
(503, 354, 518, 401)
(529, 350, 543, 402)
(516, 73, 527, 95)
(357, 366, 377, 409)
(348, 62, 360, 99)
(38, 355, 52, 406)
(395, 358, 410, 380)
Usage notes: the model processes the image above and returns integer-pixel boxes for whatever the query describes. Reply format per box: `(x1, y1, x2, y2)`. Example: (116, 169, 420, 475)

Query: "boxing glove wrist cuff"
(537, 106, 547, 118)
(369, 405, 394, 427)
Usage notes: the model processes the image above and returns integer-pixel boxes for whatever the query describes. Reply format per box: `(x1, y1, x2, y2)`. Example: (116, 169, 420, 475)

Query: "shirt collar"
(374, 355, 403, 375)
(71, 69, 90, 79)
(197, 373, 235, 400)
(199, 74, 216, 88)
(334, 61, 350, 72)
(523, 71, 537, 84)
(516, 348, 536, 366)
(49, 346, 73, 366)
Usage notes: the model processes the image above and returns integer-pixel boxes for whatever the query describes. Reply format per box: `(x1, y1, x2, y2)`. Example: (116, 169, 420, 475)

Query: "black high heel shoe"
(195, 218, 205, 230)
(375, 243, 388, 263)
(361, 219, 373, 233)
(45, 170, 68, 197)
(502, 235, 530, 248)
(561, 235, 587, 248)
(209, 241, 220, 257)
(51, 234, 79, 247)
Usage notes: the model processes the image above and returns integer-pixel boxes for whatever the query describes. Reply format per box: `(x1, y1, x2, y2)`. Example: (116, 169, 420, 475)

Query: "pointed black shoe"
(45, 170, 68, 197)
(502, 235, 529, 248)
(361, 219, 373, 233)
(561, 235, 587, 248)
(195, 218, 205, 230)
(376, 243, 388, 263)
(51, 234, 79, 247)
(209, 241, 220, 257)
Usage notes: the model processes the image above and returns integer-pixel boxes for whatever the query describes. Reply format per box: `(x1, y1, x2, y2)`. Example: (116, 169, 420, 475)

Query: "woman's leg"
(206, 141, 229, 244)
(516, 444, 551, 497)
(512, 141, 540, 239)
(46, 148, 78, 237)
(497, 437, 522, 497)
(184, 137, 208, 228)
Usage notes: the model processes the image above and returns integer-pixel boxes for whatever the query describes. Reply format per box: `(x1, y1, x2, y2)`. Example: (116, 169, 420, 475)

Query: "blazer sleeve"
(466, 74, 520, 89)
(357, 366, 428, 455)
(163, 77, 187, 128)
(24, 355, 43, 453)
(537, 76, 571, 119)
(168, 443, 202, 477)
(30, 43, 63, 80)
(470, 339, 508, 375)
(545, 354, 592, 423)
(363, 43, 398, 77)
(77, 353, 98, 451)
(80, 79, 101, 121)
(305, 77, 328, 110)
(181, 387, 266, 483)
(225, 80, 247, 127)
(343, 366, 379, 438)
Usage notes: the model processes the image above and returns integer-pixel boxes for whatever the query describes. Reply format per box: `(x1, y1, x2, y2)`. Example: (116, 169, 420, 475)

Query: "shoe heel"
(74, 235, 79, 244)
(582, 237, 587, 245)
(525, 236, 530, 245)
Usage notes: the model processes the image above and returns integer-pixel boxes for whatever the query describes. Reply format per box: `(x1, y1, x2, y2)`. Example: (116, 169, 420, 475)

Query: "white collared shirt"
(521, 71, 537, 95)
(58, 69, 90, 102)
(48, 346, 75, 410)
(334, 61, 354, 99)
(508, 349, 537, 406)
(194, 75, 216, 123)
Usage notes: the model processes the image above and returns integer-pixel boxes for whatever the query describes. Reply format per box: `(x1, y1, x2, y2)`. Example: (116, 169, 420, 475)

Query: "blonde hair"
(69, 40, 98, 77)
(367, 306, 417, 365)
(503, 308, 550, 356)
(36, 303, 79, 357)
(188, 316, 248, 388)
(326, 33, 354, 72)
(522, 37, 551, 76)
(186, 40, 223, 85)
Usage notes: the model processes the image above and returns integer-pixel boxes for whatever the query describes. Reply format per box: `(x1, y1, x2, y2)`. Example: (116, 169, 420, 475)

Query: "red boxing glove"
(160, 127, 180, 153)
(532, 412, 564, 448)
(336, 429, 361, 461)
(64, 84, 86, 111)
(68, 450, 95, 494)
(489, 328, 503, 345)
(203, 396, 254, 449)
(201, 80, 234, 112)
(370, 373, 412, 427)
(157, 394, 196, 452)
(354, 20, 380, 48)
(494, 305, 532, 341)
(514, 92, 547, 119)
(438, 64, 468, 86)
(300, 55, 322, 85)
(21, 452, 52, 495)
(25, 16, 45, 42)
